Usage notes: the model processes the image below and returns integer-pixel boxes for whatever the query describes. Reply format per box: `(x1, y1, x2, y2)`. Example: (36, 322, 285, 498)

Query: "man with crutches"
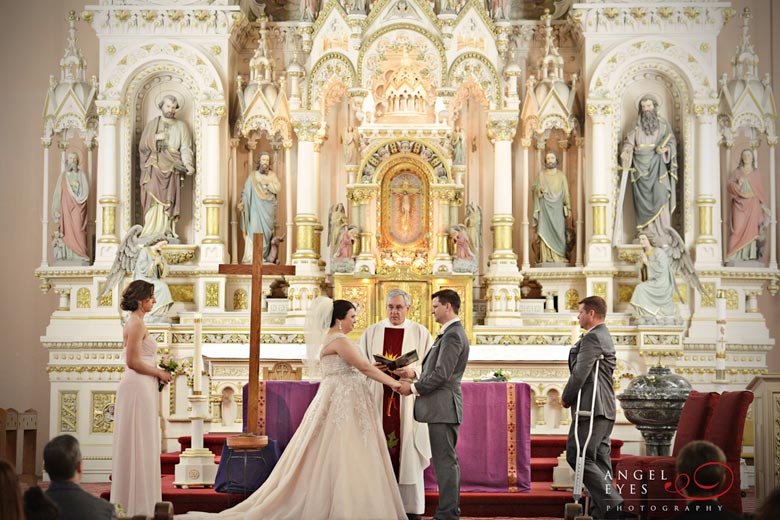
(562, 296, 624, 519)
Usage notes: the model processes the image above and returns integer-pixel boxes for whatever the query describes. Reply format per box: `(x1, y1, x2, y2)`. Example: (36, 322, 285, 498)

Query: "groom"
(399, 289, 469, 520)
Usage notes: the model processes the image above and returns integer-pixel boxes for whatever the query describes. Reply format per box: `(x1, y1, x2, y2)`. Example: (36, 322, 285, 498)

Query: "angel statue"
(332, 224, 358, 273)
(630, 231, 702, 326)
(464, 202, 482, 258)
(98, 225, 174, 323)
(450, 224, 478, 273)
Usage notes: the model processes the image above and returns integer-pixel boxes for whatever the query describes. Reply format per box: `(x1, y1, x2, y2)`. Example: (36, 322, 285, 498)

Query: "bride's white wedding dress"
(177, 333, 406, 520)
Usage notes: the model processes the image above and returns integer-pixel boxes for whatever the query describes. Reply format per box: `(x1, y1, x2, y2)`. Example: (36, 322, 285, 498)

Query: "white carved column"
(484, 111, 522, 325)
(694, 101, 721, 268)
(312, 123, 327, 267)
(769, 139, 778, 270)
(575, 136, 585, 267)
(584, 102, 615, 309)
(41, 138, 52, 267)
(288, 112, 325, 323)
(520, 138, 531, 270)
(94, 100, 122, 265)
(200, 104, 226, 266)
(283, 139, 294, 264)
(229, 137, 240, 264)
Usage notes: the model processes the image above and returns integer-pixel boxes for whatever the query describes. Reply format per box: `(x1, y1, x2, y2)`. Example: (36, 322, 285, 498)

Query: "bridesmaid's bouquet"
(158, 355, 179, 391)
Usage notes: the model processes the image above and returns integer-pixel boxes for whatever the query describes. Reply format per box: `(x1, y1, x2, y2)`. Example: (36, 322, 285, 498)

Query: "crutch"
(564, 355, 604, 520)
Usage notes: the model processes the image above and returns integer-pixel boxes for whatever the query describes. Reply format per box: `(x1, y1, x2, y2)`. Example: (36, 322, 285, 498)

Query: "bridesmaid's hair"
(120, 280, 154, 311)
(330, 299, 356, 327)
(0, 459, 24, 520)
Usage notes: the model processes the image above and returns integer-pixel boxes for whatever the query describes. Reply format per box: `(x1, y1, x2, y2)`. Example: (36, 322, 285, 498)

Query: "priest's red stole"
(382, 327, 404, 477)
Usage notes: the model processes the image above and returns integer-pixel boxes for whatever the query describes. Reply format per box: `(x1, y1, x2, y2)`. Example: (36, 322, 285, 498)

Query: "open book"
(373, 350, 419, 372)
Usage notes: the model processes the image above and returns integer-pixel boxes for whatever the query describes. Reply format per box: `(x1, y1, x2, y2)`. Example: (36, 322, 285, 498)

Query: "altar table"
(243, 381, 531, 493)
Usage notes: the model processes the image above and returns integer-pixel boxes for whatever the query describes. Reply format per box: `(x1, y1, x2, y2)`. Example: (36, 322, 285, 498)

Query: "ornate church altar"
(33, 0, 778, 480)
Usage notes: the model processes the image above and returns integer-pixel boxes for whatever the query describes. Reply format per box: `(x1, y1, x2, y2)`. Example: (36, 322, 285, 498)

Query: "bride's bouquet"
(158, 355, 178, 391)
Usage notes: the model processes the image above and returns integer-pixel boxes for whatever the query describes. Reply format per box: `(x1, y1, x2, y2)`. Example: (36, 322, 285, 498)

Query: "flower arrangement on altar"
(158, 355, 178, 391)
(474, 368, 512, 382)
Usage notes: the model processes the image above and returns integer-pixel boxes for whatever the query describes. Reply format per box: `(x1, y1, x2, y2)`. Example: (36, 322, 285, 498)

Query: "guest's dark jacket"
(45, 481, 117, 520)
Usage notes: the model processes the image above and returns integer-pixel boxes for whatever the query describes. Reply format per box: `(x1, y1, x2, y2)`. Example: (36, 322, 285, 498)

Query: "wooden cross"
(218, 233, 295, 435)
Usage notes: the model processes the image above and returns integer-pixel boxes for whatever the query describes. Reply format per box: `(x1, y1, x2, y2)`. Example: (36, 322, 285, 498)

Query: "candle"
(193, 313, 203, 393)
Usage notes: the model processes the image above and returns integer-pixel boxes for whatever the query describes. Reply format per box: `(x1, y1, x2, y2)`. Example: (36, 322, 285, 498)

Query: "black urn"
(617, 365, 691, 456)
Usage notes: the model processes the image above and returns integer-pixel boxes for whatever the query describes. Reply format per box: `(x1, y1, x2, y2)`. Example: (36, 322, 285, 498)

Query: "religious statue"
(134, 238, 174, 322)
(51, 151, 89, 264)
(726, 148, 770, 263)
(490, 0, 508, 20)
(238, 152, 282, 264)
(301, 0, 319, 21)
(362, 91, 376, 124)
(532, 151, 571, 264)
(139, 94, 194, 241)
(328, 202, 348, 251)
(332, 224, 358, 273)
(343, 126, 360, 165)
(620, 95, 678, 242)
(452, 127, 465, 165)
(464, 202, 482, 258)
(629, 231, 702, 325)
(450, 224, 478, 273)
(98, 225, 174, 323)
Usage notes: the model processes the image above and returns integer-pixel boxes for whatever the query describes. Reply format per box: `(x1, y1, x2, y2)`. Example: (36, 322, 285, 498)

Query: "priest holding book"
(359, 289, 434, 520)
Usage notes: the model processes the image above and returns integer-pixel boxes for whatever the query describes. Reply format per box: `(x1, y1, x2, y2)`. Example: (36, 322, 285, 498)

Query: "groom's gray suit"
(413, 320, 469, 520)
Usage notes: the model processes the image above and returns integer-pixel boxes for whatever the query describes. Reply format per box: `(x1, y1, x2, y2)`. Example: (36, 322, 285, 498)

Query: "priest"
(359, 289, 434, 520)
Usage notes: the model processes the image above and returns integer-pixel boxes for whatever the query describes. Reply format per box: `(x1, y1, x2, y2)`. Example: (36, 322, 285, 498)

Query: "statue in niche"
(532, 151, 571, 264)
(620, 95, 678, 244)
(362, 91, 376, 124)
(452, 127, 465, 165)
(726, 148, 770, 264)
(220, 387, 237, 427)
(489, 0, 508, 20)
(629, 232, 702, 326)
(238, 152, 282, 264)
(332, 224, 358, 273)
(328, 202, 348, 254)
(343, 126, 360, 165)
(450, 224, 477, 273)
(301, 0, 319, 21)
(390, 176, 422, 241)
(52, 151, 89, 264)
(464, 202, 482, 258)
(98, 225, 174, 323)
(139, 94, 194, 242)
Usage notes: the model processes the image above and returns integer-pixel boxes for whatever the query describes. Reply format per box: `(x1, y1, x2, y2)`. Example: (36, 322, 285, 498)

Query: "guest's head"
(578, 295, 607, 330)
(120, 280, 155, 312)
(330, 299, 357, 334)
(754, 486, 780, 520)
(0, 459, 24, 520)
(23, 486, 58, 520)
(43, 435, 82, 483)
(675, 440, 729, 498)
(431, 289, 460, 324)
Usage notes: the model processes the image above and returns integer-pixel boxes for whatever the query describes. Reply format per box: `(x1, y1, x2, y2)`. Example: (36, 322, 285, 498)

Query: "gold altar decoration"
(334, 273, 474, 341)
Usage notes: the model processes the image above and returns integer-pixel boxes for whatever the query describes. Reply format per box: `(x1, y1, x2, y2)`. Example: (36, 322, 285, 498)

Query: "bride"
(178, 297, 407, 520)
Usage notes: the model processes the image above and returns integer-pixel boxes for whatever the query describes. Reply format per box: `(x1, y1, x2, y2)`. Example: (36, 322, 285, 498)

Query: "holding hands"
(397, 380, 412, 396)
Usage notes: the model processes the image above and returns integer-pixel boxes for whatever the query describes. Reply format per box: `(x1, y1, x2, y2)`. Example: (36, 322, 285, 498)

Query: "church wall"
(0, 0, 779, 478)
(0, 0, 99, 476)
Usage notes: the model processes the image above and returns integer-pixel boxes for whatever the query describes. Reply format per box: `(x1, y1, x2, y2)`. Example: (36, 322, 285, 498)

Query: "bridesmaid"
(110, 280, 172, 515)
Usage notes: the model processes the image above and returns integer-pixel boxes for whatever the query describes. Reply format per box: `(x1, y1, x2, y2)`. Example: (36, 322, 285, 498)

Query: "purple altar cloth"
(243, 380, 531, 493)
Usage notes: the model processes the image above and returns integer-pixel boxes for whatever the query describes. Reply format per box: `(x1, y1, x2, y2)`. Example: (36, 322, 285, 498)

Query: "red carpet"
(100, 435, 623, 518)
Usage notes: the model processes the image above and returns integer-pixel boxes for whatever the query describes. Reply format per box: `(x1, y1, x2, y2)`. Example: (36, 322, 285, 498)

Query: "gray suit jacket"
(45, 481, 118, 520)
(561, 323, 616, 420)
(413, 320, 470, 424)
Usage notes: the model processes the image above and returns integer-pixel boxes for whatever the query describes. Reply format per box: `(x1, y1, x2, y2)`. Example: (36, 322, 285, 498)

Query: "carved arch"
(447, 52, 500, 110)
(306, 52, 356, 111)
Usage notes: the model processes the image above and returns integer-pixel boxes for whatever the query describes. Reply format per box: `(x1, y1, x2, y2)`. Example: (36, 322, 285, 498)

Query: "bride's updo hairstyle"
(120, 280, 154, 311)
(330, 299, 356, 327)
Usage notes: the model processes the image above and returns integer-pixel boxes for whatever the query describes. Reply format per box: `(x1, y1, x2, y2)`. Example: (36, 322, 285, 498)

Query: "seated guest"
(0, 459, 24, 520)
(24, 486, 59, 520)
(670, 440, 741, 520)
(754, 486, 780, 520)
(43, 435, 117, 520)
